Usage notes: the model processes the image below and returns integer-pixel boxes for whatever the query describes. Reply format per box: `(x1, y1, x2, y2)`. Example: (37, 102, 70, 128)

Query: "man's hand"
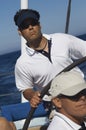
(23, 89, 42, 108)
(30, 91, 41, 107)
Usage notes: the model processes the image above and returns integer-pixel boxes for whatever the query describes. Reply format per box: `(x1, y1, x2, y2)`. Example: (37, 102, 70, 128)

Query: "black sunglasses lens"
(73, 89, 86, 101)
(31, 20, 39, 26)
(58, 89, 86, 101)
(19, 19, 39, 30)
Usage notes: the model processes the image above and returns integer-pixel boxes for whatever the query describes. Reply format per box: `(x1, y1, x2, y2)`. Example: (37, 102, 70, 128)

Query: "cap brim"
(17, 11, 39, 26)
(61, 83, 86, 96)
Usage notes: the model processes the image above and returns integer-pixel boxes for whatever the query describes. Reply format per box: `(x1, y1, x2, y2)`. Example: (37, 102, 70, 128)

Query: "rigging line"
(65, 0, 72, 33)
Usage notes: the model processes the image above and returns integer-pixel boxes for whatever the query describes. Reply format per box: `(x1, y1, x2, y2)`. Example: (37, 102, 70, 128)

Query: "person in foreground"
(14, 9, 86, 108)
(47, 70, 86, 130)
(0, 117, 16, 130)
(0, 71, 85, 130)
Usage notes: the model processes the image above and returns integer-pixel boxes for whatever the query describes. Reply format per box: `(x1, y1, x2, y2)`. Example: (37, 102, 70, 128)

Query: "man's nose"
(80, 95, 86, 100)
(28, 25, 34, 30)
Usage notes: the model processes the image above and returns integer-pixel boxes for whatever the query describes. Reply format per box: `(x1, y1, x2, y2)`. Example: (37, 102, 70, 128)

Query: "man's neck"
(27, 36, 48, 51)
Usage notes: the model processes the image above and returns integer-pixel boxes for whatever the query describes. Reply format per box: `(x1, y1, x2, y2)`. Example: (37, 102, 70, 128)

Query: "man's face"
(18, 19, 42, 42)
(60, 96, 86, 118)
(53, 91, 86, 123)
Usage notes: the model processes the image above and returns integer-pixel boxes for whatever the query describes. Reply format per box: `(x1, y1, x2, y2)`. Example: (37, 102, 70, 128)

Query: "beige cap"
(49, 71, 86, 98)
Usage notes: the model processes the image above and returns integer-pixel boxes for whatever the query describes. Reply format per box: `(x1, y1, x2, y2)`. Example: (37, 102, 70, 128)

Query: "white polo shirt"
(47, 112, 84, 130)
(15, 33, 86, 91)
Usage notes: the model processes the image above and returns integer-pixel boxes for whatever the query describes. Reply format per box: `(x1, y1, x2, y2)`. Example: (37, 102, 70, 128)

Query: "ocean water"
(0, 34, 86, 107)
(0, 51, 21, 106)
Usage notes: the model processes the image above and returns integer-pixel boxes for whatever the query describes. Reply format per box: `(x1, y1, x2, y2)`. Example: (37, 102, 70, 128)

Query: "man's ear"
(38, 23, 41, 29)
(52, 98, 62, 108)
(18, 29, 22, 36)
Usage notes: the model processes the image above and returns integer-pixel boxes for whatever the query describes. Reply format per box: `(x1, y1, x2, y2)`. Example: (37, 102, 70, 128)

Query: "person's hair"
(14, 9, 40, 26)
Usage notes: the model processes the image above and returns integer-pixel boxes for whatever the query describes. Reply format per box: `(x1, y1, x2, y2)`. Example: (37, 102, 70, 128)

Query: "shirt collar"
(55, 112, 81, 130)
(25, 34, 51, 56)
(26, 45, 36, 56)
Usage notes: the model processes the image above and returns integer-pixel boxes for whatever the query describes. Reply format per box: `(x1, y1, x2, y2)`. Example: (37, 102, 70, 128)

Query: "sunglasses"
(57, 89, 86, 101)
(19, 18, 39, 30)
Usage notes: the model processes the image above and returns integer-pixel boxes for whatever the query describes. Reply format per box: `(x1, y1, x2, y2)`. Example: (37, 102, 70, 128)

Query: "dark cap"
(16, 10, 39, 27)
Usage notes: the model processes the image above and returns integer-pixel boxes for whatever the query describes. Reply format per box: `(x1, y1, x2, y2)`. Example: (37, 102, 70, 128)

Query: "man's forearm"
(23, 89, 35, 101)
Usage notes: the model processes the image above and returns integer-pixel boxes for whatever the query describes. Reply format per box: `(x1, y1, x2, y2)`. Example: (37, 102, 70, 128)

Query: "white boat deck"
(14, 117, 48, 130)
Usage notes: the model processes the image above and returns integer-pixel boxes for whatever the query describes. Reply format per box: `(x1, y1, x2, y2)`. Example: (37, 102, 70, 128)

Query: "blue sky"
(0, 0, 86, 55)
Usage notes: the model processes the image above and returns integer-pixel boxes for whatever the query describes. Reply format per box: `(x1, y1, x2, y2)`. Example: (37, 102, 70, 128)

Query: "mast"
(20, 0, 28, 54)
(20, 0, 29, 103)
(65, 0, 72, 33)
